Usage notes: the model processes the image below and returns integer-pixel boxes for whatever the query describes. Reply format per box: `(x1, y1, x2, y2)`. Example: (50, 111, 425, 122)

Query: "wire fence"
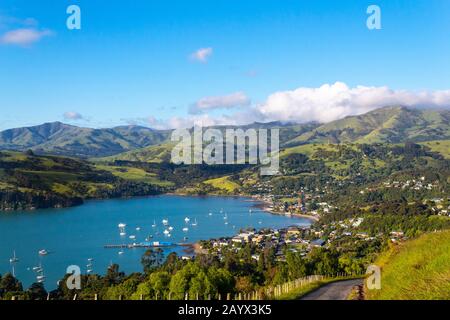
(10, 272, 363, 300)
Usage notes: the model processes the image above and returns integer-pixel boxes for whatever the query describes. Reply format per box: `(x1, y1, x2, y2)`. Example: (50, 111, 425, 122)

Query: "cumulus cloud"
(257, 82, 450, 123)
(123, 82, 450, 130)
(0, 28, 53, 46)
(189, 92, 251, 114)
(190, 47, 213, 63)
(63, 111, 84, 121)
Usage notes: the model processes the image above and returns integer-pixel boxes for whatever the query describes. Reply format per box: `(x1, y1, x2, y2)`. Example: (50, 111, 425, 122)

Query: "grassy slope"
(95, 165, 173, 187)
(419, 140, 450, 159)
(204, 176, 240, 192)
(367, 230, 450, 300)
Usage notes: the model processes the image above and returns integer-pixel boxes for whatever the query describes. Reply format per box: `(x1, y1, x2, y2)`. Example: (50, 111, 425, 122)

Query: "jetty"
(104, 241, 192, 249)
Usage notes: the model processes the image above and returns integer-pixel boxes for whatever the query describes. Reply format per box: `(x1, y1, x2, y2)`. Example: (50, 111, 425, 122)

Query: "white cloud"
(189, 92, 251, 114)
(124, 82, 450, 130)
(0, 28, 53, 46)
(63, 111, 84, 121)
(257, 82, 450, 123)
(190, 47, 213, 63)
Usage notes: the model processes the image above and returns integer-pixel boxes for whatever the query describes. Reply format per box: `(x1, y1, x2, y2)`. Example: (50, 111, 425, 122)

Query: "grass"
(204, 176, 240, 192)
(366, 230, 450, 300)
(95, 165, 173, 187)
(420, 140, 450, 159)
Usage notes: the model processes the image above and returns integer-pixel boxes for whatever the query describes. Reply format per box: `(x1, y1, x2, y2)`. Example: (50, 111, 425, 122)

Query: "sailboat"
(118, 223, 127, 236)
(162, 219, 169, 226)
(184, 217, 190, 223)
(86, 260, 93, 273)
(9, 250, 19, 263)
(163, 229, 170, 236)
(191, 219, 198, 227)
(38, 249, 48, 256)
(152, 220, 157, 228)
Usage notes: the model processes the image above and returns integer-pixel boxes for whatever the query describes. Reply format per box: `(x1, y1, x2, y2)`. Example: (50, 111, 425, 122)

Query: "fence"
(10, 273, 363, 300)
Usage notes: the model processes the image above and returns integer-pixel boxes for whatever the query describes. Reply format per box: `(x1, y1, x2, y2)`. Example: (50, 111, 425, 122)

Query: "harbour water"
(0, 195, 310, 289)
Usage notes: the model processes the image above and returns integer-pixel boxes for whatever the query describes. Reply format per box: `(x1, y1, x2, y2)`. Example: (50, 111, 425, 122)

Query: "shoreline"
(251, 199, 320, 223)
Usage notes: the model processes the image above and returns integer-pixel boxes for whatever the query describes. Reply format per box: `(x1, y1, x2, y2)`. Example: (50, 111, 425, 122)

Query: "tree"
(141, 248, 165, 273)
(0, 273, 23, 297)
(27, 282, 47, 300)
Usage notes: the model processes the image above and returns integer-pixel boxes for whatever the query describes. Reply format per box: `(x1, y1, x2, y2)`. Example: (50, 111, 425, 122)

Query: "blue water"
(0, 195, 309, 289)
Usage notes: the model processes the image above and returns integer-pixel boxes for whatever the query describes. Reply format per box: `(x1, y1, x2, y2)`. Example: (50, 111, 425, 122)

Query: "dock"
(104, 242, 192, 249)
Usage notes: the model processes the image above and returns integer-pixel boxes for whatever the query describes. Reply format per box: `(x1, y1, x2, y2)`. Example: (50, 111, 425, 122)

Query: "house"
(310, 239, 325, 247)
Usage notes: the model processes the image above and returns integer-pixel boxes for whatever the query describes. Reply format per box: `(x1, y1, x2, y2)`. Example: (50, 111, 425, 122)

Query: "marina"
(0, 195, 311, 289)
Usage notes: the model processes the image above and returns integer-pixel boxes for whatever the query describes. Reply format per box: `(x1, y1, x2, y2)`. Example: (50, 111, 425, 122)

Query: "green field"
(420, 140, 450, 159)
(367, 230, 450, 300)
(95, 165, 173, 187)
(204, 176, 240, 192)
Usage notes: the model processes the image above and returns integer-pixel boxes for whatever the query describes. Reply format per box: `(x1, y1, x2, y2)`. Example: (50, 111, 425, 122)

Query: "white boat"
(9, 250, 19, 263)
(208, 212, 213, 216)
(136, 227, 141, 231)
(38, 249, 48, 256)
(120, 232, 126, 236)
(88, 258, 94, 262)
(162, 219, 169, 226)
(191, 219, 198, 227)
(223, 214, 228, 220)
(182, 227, 189, 232)
(129, 235, 136, 240)
(184, 217, 190, 223)
(87, 269, 93, 273)
(163, 229, 170, 235)
(152, 220, 157, 228)
(118, 223, 126, 228)
(224, 221, 229, 225)
(168, 226, 174, 231)
(118, 250, 124, 255)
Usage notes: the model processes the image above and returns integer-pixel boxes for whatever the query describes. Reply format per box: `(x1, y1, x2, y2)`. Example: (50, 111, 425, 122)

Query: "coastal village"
(195, 176, 450, 262)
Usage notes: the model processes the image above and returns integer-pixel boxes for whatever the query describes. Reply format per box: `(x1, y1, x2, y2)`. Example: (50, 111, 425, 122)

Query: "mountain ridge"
(1, 106, 449, 158)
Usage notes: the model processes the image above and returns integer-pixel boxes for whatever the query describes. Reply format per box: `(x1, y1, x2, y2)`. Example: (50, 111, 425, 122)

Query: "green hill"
(0, 151, 165, 210)
(1, 106, 449, 161)
(367, 230, 450, 300)
(285, 106, 450, 146)
(0, 122, 171, 158)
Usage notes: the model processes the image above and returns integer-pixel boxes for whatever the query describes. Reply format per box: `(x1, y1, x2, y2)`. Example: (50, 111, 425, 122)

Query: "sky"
(1, 0, 450, 130)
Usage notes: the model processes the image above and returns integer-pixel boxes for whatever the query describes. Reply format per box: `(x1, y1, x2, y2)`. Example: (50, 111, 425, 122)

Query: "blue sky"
(1, 0, 450, 130)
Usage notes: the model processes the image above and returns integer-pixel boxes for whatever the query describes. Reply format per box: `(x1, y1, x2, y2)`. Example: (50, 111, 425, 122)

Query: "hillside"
(366, 230, 450, 300)
(0, 151, 165, 210)
(284, 106, 450, 146)
(0, 122, 171, 158)
(1, 107, 448, 160)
